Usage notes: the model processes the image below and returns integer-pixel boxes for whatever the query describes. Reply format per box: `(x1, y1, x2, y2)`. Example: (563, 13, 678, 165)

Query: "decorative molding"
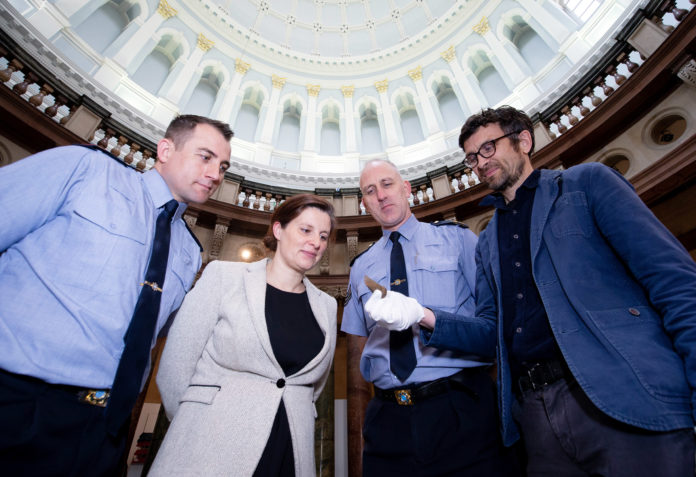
(677, 58, 696, 88)
(235, 58, 250, 74)
(375, 79, 388, 94)
(197, 33, 214, 52)
(319, 246, 330, 275)
(157, 0, 177, 19)
(272, 74, 287, 89)
(341, 85, 354, 97)
(209, 219, 230, 260)
(472, 17, 489, 36)
(346, 231, 359, 262)
(441, 45, 456, 63)
(306, 84, 321, 96)
(408, 65, 422, 81)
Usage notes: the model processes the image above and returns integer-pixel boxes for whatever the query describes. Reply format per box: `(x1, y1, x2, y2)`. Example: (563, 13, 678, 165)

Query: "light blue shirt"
(341, 214, 489, 389)
(0, 146, 201, 388)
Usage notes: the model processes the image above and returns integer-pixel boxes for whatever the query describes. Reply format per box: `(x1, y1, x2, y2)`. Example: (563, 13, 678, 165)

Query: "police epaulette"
(185, 221, 204, 252)
(76, 143, 131, 168)
(349, 242, 375, 267)
(432, 219, 469, 229)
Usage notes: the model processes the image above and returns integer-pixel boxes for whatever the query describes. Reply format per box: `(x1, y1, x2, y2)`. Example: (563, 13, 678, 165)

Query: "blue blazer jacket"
(426, 163, 696, 445)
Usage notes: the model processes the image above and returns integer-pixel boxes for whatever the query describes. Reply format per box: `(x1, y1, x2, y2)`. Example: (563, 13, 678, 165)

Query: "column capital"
(375, 79, 389, 94)
(197, 33, 214, 52)
(441, 45, 456, 63)
(306, 84, 321, 97)
(157, 0, 177, 19)
(341, 85, 354, 98)
(235, 58, 250, 74)
(272, 74, 287, 89)
(408, 65, 422, 81)
(473, 16, 490, 36)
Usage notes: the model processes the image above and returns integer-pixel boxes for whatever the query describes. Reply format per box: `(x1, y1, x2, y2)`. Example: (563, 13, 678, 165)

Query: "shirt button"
(513, 234, 519, 239)
(628, 308, 640, 316)
(514, 262, 521, 267)
(276, 379, 285, 388)
(512, 210, 518, 215)
(516, 327, 523, 334)
(516, 293, 524, 300)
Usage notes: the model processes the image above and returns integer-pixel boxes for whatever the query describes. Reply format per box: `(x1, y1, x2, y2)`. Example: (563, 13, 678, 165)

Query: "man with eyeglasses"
(366, 106, 696, 476)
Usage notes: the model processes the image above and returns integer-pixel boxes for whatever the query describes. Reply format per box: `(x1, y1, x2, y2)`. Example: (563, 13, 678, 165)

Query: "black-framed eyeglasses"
(463, 131, 520, 168)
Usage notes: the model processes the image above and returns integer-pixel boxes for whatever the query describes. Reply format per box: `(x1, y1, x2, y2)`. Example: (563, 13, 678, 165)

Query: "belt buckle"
(394, 389, 413, 406)
(78, 389, 110, 407)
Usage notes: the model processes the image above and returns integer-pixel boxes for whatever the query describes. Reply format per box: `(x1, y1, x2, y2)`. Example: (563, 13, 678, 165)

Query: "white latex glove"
(364, 289, 425, 331)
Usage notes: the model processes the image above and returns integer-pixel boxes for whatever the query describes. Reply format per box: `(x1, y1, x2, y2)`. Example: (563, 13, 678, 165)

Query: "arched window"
(234, 86, 265, 141)
(183, 65, 224, 116)
(431, 75, 465, 130)
(359, 101, 383, 154)
(276, 97, 303, 152)
(468, 50, 510, 106)
(74, 0, 140, 54)
(503, 16, 555, 73)
(320, 102, 341, 155)
(394, 91, 424, 146)
(131, 34, 183, 95)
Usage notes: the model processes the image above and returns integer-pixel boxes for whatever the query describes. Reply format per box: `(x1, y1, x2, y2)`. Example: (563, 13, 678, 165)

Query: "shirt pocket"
(412, 254, 460, 310)
(54, 188, 147, 294)
(549, 191, 593, 238)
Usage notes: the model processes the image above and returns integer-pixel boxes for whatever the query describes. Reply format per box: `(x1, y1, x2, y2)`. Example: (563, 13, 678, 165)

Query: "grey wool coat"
(149, 258, 337, 476)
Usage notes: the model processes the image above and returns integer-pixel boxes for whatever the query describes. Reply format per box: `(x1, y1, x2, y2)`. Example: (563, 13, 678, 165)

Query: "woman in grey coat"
(150, 194, 337, 476)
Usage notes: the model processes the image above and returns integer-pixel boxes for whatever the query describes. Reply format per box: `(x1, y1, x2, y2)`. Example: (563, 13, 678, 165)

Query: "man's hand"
(364, 289, 425, 331)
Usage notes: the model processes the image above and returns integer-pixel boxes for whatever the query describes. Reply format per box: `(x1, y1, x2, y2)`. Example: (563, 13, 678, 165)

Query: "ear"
(272, 221, 283, 241)
(518, 129, 533, 156)
(402, 180, 411, 197)
(156, 138, 174, 165)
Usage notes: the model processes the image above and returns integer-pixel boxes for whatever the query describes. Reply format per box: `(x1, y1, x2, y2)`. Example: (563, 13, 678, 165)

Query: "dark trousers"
(0, 369, 127, 477)
(363, 369, 519, 477)
(515, 376, 696, 477)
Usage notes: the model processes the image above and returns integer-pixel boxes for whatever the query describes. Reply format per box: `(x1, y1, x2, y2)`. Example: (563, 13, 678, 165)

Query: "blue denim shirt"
(0, 146, 201, 388)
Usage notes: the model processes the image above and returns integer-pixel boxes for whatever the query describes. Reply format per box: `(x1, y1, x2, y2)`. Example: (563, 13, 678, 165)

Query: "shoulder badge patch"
(349, 241, 375, 267)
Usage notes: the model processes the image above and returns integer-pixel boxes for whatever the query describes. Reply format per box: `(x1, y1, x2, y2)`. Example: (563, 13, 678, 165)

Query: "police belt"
(374, 367, 484, 406)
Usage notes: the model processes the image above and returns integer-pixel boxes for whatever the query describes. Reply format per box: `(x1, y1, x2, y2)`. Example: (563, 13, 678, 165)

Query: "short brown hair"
(458, 106, 535, 156)
(263, 194, 337, 252)
(164, 114, 234, 149)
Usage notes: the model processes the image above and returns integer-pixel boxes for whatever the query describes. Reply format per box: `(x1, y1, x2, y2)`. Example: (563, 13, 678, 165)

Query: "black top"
(481, 170, 561, 380)
(253, 283, 325, 477)
(265, 283, 325, 375)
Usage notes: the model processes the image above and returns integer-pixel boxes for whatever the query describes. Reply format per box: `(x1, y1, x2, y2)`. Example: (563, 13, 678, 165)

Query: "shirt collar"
(480, 169, 541, 209)
(381, 213, 418, 248)
(142, 168, 188, 219)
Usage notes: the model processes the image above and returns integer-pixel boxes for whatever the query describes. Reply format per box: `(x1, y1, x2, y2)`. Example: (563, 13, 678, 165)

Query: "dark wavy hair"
(458, 106, 535, 156)
(263, 194, 337, 252)
(164, 114, 234, 149)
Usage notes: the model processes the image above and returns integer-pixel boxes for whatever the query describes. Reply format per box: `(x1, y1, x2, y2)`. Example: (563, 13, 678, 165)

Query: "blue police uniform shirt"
(341, 214, 489, 389)
(0, 145, 201, 389)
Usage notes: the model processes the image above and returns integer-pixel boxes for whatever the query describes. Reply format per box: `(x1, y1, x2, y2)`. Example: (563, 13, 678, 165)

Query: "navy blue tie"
(389, 231, 416, 381)
(105, 199, 178, 435)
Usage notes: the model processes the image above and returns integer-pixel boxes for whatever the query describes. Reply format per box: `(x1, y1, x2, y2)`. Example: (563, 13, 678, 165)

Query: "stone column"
(112, 0, 176, 70)
(303, 84, 320, 151)
(440, 46, 485, 116)
(473, 17, 527, 86)
(375, 79, 399, 147)
(408, 66, 440, 136)
(259, 75, 286, 144)
(214, 58, 250, 123)
(160, 33, 214, 105)
(517, 0, 571, 45)
(342, 86, 357, 153)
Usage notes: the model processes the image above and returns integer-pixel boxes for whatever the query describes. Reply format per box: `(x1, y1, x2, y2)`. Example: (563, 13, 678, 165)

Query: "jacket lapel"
(530, 169, 563, 262)
(296, 278, 330, 375)
(244, 258, 283, 373)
